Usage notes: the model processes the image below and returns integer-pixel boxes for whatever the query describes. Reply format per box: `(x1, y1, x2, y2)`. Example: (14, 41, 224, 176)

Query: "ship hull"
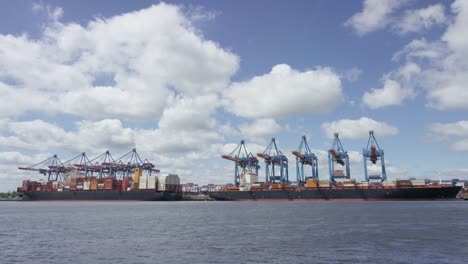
(21, 191, 182, 201)
(209, 186, 462, 201)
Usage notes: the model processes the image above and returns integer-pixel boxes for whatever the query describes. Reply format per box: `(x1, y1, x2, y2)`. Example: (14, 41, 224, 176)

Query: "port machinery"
(18, 149, 159, 182)
(221, 140, 259, 186)
(18, 154, 68, 181)
(292, 135, 318, 186)
(257, 138, 289, 183)
(363, 130, 387, 181)
(328, 133, 351, 182)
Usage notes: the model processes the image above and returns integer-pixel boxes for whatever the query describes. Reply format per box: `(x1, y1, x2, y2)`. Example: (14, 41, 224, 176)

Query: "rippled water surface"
(1, 201, 467, 264)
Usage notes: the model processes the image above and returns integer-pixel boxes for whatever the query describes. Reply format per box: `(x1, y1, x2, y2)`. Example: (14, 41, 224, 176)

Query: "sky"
(1, 0, 468, 191)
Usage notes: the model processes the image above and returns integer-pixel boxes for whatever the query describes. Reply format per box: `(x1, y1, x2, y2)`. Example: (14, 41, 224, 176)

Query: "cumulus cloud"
(0, 3, 239, 120)
(239, 118, 281, 139)
(429, 121, 468, 152)
(394, 4, 447, 34)
(223, 64, 342, 119)
(321, 117, 399, 139)
(0, 119, 135, 153)
(362, 78, 413, 109)
(387, 1, 468, 110)
(344, 0, 409, 35)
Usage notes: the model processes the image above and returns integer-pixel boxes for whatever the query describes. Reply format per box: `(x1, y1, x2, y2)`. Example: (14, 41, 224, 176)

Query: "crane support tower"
(292, 135, 318, 186)
(222, 140, 259, 186)
(328, 133, 351, 182)
(115, 148, 159, 177)
(18, 154, 67, 181)
(257, 138, 289, 183)
(363, 130, 387, 181)
(63, 152, 93, 177)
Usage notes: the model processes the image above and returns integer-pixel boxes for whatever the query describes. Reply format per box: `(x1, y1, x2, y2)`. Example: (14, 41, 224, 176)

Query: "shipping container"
(83, 181, 90, 191)
(147, 176, 157, 190)
(139, 176, 148, 190)
(158, 174, 180, 191)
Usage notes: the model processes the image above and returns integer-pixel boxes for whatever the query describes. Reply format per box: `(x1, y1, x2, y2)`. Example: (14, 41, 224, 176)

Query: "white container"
(158, 174, 180, 191)
(139, 176, 148, 190)
(240, 172, 258, 184)
(147, 176, 157, 189)
(83, 181, 90, 191)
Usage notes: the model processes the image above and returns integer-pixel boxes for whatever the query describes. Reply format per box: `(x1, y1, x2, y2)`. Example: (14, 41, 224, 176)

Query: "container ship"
(215, 133, 464, 201)
(209, 173, 462, 201)
(18, 173, 181, 201)
(17, 149, 181, 201)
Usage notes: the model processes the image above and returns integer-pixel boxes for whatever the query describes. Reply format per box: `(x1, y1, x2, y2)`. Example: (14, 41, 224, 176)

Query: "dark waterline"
(1, 201, 467, 264)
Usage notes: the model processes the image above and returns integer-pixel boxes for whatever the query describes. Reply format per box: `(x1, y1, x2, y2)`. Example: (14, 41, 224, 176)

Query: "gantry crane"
(62, 152, 93, 177)
(18, 154, 68, 181)
(222, 140, 259, 186)
(363, 130, 387, 181)
(328, 133, 350, 182)
(257, 138, 288, 183)
(114, 148, 159, 177)
(292, 135, 318, 186)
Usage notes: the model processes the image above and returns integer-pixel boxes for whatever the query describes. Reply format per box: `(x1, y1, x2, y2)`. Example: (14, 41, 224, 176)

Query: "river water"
(0, 201, 467, 264)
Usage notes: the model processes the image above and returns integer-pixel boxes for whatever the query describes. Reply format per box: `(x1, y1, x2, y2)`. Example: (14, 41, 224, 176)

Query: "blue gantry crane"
(363, 130, 387, 181)
(257, 138, 288, 183)
(88, 150, 118, 178)
(114, 148, 159, 177)
(328, 133, 351, 182)
(62, 152, 93, 177)
(292, 135, 318, 186)
(222, 140, 259, 186)
(18, 154, 68, 181)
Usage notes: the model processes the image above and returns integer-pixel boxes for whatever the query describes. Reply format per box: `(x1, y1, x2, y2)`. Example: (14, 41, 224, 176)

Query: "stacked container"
(158, 174, 180, 192)
(139, 175, 148, 190)
(410, 179, 426, 186)
(343, 179, 356, 188)
(319, 181, 331, 188)
(90, 178, 98, 190)
(83, 179, 91, 191)
(305, 179, 318, 188)
(396, 179, 412, 187)
(147, 176, 157, 190)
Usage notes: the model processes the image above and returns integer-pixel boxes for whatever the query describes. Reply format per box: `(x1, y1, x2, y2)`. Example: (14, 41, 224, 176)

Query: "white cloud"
(429, 121, 468, 152)
(388, 1, 468, 110)
(159, 94, 219, 131)
(344, 0, 409, 35)
(430, 121, 468, 137)
(0, 3, 239, 120)
(362, 78, 413, 109)
(223, 64, 342, 118)
(342, 67, 363, 82)
(321, 117, 399, 139)
(0, 119, 135, 153)
(394, 4, 447, 34)
(239, 118, 281, 139)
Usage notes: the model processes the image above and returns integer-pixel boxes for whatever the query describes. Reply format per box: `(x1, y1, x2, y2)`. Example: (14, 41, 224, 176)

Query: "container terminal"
(210, 131, 463, 201)
(17, 149, 181, 201)
(16, 131, 464, 201)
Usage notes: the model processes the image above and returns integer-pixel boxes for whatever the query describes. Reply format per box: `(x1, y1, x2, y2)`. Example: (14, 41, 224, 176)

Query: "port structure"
(257, 138, 289, 183)
(363, 130, 387, 181)
(222, 140, 259, 186)
(328, 133, 351, 182)
(292, 135, 318, 186)
(63, 152, 93, 177)
(20, 149, 159, 182)
(18, 154, 68, 181)
(114, 148, 159, 177)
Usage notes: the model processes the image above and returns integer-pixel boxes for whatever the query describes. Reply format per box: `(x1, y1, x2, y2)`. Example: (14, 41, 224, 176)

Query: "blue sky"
(1, 0, 468, 191)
